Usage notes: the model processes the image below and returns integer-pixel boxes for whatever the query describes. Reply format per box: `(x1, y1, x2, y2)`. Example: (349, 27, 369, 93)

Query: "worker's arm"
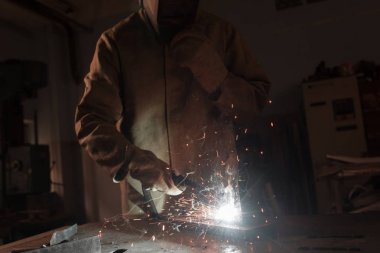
(170, 24, 271, 126)
(75, 32, 130, 176)
(75, 32, 181, 195)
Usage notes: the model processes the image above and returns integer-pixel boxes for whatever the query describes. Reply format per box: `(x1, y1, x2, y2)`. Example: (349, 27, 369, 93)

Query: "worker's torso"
(107, 10, 238, 212)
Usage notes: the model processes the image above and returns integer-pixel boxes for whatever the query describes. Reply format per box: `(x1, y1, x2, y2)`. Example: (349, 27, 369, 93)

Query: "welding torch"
(114, 165, 210, 218)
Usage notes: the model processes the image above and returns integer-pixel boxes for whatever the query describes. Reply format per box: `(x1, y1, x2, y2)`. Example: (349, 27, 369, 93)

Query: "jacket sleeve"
(212, 24, 271, 126)
(75, 32, 133, 176)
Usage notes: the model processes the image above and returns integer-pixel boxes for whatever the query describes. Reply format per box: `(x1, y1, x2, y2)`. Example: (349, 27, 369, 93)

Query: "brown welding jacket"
(75, 9, 271, 213)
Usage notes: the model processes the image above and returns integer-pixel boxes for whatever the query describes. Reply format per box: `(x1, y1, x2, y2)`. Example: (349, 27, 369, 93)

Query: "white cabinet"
(303, 76, 367, 213)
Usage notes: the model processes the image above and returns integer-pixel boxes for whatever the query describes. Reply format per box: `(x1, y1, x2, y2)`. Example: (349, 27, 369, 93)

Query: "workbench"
(0, 214, 379, 252)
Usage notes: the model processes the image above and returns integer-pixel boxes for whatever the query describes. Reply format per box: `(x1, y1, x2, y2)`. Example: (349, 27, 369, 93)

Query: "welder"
(75, 0, 271, 215)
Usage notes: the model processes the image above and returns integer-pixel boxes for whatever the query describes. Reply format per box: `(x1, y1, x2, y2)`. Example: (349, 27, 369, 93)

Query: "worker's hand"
(114, 147, 183, 196)
(170, 29, 228, 94)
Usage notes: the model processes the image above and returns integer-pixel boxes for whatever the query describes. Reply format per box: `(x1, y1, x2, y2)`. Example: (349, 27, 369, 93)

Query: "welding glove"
(170, 30, 228, 94)
(114, 146, 183, 196)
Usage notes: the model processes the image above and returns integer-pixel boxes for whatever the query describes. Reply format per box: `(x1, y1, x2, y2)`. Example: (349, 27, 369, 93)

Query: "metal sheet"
(26, 236, 101, 253)
(50, 224, 78, 246)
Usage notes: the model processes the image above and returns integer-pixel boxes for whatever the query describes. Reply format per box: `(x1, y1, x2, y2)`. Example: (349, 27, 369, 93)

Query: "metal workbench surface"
(1, 214, 379, 252)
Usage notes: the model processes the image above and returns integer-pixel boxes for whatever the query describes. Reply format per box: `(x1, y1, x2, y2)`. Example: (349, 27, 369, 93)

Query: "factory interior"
(0, 0, 380, 252)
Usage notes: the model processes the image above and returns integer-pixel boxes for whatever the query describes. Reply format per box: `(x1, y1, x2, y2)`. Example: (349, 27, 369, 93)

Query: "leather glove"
(170, 29, 228, 94)
(113, 146, 183, 196)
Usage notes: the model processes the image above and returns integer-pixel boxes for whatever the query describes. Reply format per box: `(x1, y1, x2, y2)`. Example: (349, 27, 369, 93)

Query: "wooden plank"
(0, 226, 67, 253)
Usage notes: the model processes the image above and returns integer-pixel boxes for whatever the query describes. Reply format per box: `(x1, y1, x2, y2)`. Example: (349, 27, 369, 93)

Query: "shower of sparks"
(99, 109, 279, 251)
(101, 173, 246, 235)
(100, 172, 278, 251)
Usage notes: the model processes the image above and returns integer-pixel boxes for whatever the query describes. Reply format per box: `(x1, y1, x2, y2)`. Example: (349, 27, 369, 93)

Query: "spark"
(270, 122, 274, 127)
(244, 128, 248, 134)
(268, 100, 273, 104)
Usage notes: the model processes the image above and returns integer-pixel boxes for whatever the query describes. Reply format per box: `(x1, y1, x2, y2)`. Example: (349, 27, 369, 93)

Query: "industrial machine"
(5, 145, 50, 195)
(0, 59, 49, 210)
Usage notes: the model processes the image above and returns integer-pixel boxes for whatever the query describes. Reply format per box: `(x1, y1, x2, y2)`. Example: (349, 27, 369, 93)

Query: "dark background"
(0, 0, 379, 243)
